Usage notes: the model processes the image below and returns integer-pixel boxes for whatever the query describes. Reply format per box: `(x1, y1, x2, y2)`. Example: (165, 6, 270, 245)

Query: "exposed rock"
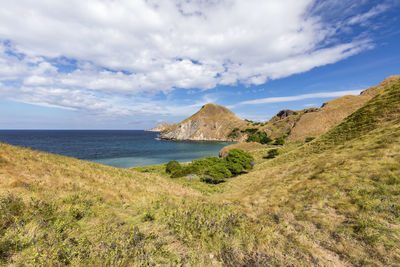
(160, 103, 247, 141)
(274, 109, 295, 120)
(305, 107, 320, 113)
(146, 122, 172, 132)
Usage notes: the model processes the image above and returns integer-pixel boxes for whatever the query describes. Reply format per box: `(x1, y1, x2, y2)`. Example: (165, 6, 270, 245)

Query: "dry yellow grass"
(287, 75, 400, 142)
(218, 142, 265, 157)
(287, 94, 370, 141)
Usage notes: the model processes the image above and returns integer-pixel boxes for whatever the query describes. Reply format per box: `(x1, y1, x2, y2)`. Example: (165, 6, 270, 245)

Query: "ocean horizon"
(0, 130, 233, 168)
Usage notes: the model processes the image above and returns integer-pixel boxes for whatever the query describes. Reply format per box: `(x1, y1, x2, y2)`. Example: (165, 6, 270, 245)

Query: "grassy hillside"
(238, 75, 400, 143)
(286, 75, 399, 142)
(0, 77, 399, 266)
(220, 77, 400, 265)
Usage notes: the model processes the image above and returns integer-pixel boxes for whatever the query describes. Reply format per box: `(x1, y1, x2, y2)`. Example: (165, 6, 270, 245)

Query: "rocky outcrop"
(146, 122, 172, 132)
(160, 103, 247, 141)
(274, 109, 295, 120)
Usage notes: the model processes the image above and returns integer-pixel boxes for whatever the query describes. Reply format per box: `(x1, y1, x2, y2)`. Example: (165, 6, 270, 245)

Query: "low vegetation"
(227, 127, 240, 139)
(273, 136, 285, 145)
(246, 131, 272, 144)
(264, 148, 279, 159)
(165, 149, 254, 183)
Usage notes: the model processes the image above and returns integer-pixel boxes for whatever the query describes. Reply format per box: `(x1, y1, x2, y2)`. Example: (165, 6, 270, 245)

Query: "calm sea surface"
(0, 130, 232, 168)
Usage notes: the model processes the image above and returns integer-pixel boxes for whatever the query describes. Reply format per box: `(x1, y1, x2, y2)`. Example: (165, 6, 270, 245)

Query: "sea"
(0, 130, 232, 168)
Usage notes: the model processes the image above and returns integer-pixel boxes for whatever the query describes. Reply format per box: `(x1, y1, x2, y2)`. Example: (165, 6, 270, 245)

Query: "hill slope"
(225, 76, 400, 143)
(220, 77, 400, 266)
(0, 77, 399, 266)
(160, 103, 247, 141)
(274, 75, 399, 142)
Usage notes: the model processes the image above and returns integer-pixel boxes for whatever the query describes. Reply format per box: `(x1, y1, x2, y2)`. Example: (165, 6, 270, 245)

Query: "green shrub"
(204, 163, 232, 180)
(170, 168, 185, 178)
(246, 131, 272, 144)
(224, 149, 254, 172)
(273, 136, 285, 145)
(227, 128, 240, 139)
(258, 132, 272, 144)
(265, 149, 279, 159)
(227, 131, 238, 139)
(167, 150, 254, 183)
(246, 133, 260, 143)
(241, 128, 258, 134)
(166, 161, 182, 174)
(224, 161, 245, 175)
(188, 157, 221, 176)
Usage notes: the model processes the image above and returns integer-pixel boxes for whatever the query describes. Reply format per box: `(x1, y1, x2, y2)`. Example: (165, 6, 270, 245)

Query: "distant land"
(145, 122, 172, 132)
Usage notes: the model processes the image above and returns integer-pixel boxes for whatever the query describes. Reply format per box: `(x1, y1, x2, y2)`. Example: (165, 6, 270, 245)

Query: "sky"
(0, 0, 399, 129)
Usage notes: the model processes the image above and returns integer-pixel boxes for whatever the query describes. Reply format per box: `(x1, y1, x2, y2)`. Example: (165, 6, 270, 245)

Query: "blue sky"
(0, 0, 399, 129)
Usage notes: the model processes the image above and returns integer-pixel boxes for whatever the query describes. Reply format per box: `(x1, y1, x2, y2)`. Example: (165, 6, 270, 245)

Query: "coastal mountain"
(146, 122, 172, 132)
(160, 103, 247, 141)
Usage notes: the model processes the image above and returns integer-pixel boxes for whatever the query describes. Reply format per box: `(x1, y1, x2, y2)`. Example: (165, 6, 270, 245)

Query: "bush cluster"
(165, 161, 184, 177)
(246, 131, 272, 144)
(273, 136, 285, 145)
(264, 148, 279, 159)
(244, 119, 267, 126)
(165, 149, 254, 183)
(241, 128, 258, 134)
(227, 128, 240, 139)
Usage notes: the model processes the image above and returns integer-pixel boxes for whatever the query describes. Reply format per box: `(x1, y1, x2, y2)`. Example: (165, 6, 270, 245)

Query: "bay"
(0, 130, 232, 168)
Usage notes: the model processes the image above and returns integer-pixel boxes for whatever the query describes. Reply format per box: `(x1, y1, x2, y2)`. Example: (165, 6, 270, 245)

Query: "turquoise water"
(0, 130, 232, 168)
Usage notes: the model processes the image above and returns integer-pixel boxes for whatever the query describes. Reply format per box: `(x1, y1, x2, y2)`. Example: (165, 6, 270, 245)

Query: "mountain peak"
(361, 75, 400, 97)
(197, 103, 234, 117)
(160, 103, 246, 141)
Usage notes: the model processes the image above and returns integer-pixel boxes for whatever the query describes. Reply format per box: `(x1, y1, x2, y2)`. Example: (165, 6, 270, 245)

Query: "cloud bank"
(0, 0, 394, 117)
(228, 90, 363, 108)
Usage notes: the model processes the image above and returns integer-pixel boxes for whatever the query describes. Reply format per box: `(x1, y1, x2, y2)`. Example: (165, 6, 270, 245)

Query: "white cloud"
(228, 89, 363, 108)
(303, 103, 318, 107)
(0, 0, 393, 118)
(348, 4, 390, 25)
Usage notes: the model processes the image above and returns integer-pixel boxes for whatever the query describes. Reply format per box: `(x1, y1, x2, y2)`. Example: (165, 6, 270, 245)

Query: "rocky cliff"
(146, 122, 172, 132)
(160, 103, 247, 141)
